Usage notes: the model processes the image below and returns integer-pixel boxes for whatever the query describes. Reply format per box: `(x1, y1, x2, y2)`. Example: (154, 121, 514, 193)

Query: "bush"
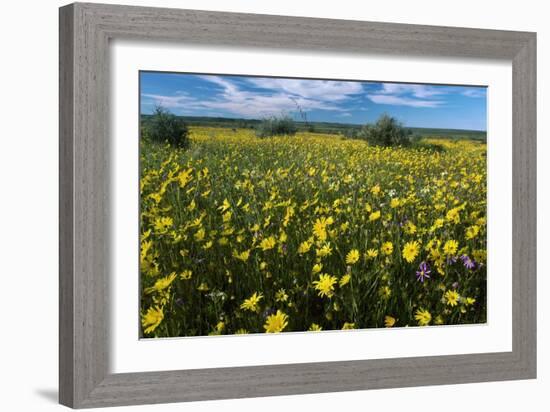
(358, 114, 411, 147)
(255, 115, 298, 138)
(146, 106, 189, 148)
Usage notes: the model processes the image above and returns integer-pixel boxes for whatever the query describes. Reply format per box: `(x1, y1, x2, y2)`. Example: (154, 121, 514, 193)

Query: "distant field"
(140, 115, 487, 141)
(407, 127, 487, 141)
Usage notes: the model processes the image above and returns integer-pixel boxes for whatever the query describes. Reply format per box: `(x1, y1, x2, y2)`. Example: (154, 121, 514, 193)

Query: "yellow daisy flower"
(240, 292, 264, 312)
(345, 249, 360, 265)
(312, 274, 338, 298)
(264, 310, 289, 333)
(415, 308, 432, 326)
(402, 241, 420, 263)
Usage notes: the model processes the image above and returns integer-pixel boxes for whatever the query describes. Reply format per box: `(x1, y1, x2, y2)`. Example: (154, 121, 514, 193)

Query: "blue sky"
(140, 72, 487, 131)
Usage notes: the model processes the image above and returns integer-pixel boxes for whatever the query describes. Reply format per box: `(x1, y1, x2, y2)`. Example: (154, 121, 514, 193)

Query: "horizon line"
(140, 112, 487, 133)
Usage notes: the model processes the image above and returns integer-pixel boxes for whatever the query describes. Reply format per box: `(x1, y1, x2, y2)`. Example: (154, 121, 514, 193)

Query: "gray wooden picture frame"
(59, 2, 536, 408)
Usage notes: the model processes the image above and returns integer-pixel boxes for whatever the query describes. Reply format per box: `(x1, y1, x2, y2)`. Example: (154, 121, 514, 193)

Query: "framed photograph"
(59, 2, 536, 408)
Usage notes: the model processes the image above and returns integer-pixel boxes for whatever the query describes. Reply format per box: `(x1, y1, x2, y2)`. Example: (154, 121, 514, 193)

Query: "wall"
(0, 1, 546, 411)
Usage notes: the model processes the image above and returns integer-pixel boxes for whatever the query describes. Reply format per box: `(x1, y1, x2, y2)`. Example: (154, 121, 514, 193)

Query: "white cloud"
(461, 88, 486, 98)
(143, 75, 361, 118)
(367, 94, 444, 108)
(378, 83, 445, 99)
(141, 93, 195, 109)
(366, 83, 447, 108)
(247, 78, 363, 101)
(142, 77, 482, 117)
(367, 83, 486, 108)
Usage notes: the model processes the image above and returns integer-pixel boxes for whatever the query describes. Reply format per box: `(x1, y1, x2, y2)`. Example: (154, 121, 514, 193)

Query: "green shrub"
(146, 106, 189, 148)
(255, 115, 298, 138)
(358, 114, 411, 147)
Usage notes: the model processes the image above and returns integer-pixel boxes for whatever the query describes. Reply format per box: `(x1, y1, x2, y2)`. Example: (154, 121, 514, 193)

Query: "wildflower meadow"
(140, 126, 487, 337)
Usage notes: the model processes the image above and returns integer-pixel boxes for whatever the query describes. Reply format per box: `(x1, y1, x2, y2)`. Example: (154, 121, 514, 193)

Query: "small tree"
(290, 97, 315, 132)
(255, 115, 298, 138)
(358, 114, 411, 147)
(147, 106, 189, 148)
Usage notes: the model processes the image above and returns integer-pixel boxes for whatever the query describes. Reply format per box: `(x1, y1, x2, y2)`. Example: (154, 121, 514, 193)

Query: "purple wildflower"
(460, 254, 476, 270)
(416, 261, 431, 282)
(447, 256, 458, 265)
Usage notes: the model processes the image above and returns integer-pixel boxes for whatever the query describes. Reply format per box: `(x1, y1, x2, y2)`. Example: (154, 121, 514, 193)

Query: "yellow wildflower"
(275, 289, 289, 303)
(402, 241, 420, 263)
(369, 211, 381, 221)
(144, 272, 177, 294)
(465, 225, 480, 240)
(233, 249, 250, 262)
(339, 274, 351, 287)
(313, 219, 328, 241)
(381, 241, 394, 255)
(298, 240, 312, 254)
(240, 292, 263, 312)
(463, 297, 476, 306)
(177, 168, 193, 188)
(197, 282, 209, 292)
(404, 221, 417, 234)
(316, 243, 333, 258)
(345, 249, 360, 265)
(366, 248, 378, 259)
(473, 249, 487, 263)
(259, 236, 276, 251)
(443, 239, 459, 256)
(141, 306, 164, 334)
(218, 198, 231, 212)
(378, 285, 391, 300)
(194, 228, 206, 241)
(153, 216, 173, 233)
(312, 274, 338, 298)
(308, 323, 322, 331)
(415, 308, 432, 326)
(264, 310, 288, 333)
(180, 270, 192, 280)
(384, 315, 396, 327)
(444, 290, 460, 307)
(446, 207, 460, 224)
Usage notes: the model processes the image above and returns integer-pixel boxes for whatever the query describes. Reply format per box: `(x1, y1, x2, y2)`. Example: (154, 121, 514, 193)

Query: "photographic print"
(139, 72, 487, 338)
